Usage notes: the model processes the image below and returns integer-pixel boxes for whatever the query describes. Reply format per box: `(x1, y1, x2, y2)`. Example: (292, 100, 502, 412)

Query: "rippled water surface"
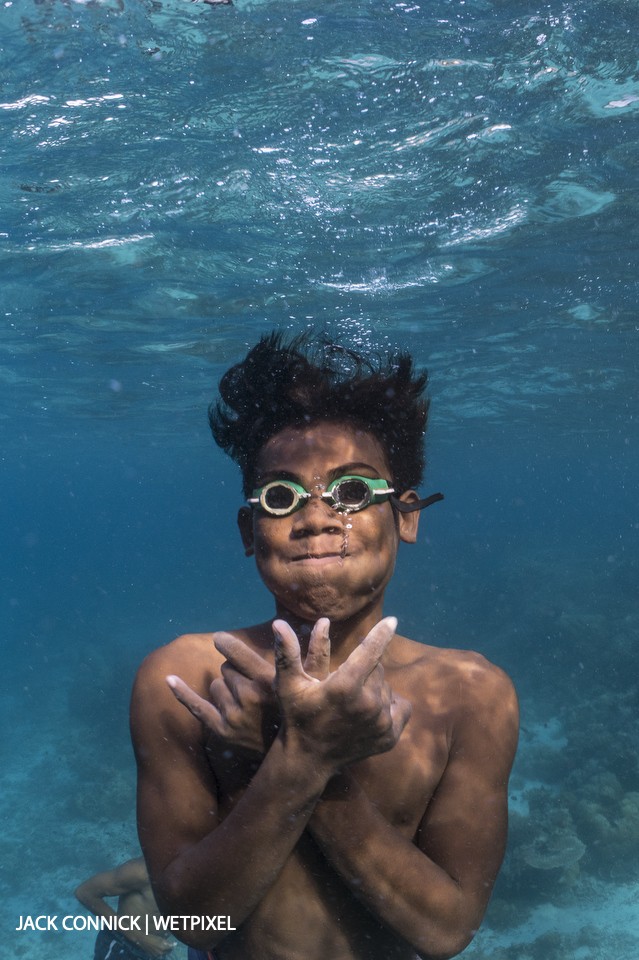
(2, 1, 638, 958)
(3, 0, 638, 438)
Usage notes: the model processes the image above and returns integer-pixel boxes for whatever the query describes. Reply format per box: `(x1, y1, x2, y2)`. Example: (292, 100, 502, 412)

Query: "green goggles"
(248, 475, 395, 517)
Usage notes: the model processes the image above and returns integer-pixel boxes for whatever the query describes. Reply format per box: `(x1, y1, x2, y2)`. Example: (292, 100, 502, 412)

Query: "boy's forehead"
(256, 422, 391, 475)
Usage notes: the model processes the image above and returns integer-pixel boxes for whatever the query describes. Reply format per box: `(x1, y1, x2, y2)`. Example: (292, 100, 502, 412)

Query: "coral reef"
(520, 828, 585, 872)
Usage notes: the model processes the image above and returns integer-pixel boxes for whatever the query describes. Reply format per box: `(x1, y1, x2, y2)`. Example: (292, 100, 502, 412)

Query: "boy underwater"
(131, 332, 519, 960)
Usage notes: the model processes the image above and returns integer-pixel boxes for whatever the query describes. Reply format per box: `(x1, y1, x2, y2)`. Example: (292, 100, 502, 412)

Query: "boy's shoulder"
(389, 636, 519, 768)
(390, 634, 517, 715)
(135, 626, 270, 695)
(393, 632, 508, 671)
(135, 631, 221, 698)
(142, 630, 218, 665)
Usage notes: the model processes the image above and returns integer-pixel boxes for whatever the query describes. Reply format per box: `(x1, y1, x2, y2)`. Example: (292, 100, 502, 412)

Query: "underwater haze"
(2, 0, 638, 957)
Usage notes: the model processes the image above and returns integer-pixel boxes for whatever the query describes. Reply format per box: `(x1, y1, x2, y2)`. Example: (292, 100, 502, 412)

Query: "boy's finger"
(390, 693, 412, 738)
(341, 616, 398, 681)
(214, 632, 274, 685)
(272, 619, 304, 682)
(166, 675, 224, 734)
(303, 618, 331, 680)
(218, 664, 245, 703)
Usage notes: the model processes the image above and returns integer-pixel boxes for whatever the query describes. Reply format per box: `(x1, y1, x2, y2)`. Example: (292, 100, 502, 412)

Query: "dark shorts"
(187, 950, 216, 960)
(94, 928, 159, 960)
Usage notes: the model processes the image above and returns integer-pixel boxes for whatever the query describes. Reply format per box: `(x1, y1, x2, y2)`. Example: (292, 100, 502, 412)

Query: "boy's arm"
(195, 635, 518, 959)
(131, 620, 410, 952)
(132, 639, 324, 949)
(306, 658, 519, 959)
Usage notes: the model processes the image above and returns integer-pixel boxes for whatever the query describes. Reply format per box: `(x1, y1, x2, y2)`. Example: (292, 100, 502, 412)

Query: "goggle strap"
(390, 492, 444, 513)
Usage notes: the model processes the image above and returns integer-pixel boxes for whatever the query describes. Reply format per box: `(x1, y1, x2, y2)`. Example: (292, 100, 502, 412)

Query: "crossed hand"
(167, 618, 411, 772)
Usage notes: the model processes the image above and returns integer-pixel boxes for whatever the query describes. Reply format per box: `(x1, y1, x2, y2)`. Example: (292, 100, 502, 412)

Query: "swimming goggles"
(248, 475, 444, 517)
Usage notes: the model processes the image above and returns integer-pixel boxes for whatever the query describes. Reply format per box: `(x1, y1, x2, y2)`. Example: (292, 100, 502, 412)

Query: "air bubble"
(339, 512, 353, 562)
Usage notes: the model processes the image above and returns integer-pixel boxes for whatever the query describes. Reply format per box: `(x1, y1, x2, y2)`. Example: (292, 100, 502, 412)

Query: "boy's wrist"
(274, 724, 338, 789)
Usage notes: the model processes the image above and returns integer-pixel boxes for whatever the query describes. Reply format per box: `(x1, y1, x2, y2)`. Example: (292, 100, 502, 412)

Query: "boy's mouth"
(291, 552, 345, 566)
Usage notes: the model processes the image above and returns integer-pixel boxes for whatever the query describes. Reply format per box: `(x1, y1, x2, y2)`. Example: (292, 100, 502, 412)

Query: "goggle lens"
(263, 484, 298, 512)
(249, 475, 393, 517)
(329, 478, 371, 509)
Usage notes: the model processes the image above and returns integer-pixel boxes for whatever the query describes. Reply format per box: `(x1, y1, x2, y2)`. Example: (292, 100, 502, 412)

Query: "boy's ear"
(237, 507, 254, 556)
(397, 491, 421, 544)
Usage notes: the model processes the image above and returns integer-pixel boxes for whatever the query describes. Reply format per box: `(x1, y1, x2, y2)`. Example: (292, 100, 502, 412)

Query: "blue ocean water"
(1, 0, 638, 957)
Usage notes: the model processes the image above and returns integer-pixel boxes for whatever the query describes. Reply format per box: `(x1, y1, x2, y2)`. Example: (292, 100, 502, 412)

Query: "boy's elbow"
(413, 914, 479, 960)
(416, 935, 474, 960)
(152, 877, 227, 951)
(174, 930, 221, 952)
(433, 932, 476, 960)
(159, 916, 227, 954)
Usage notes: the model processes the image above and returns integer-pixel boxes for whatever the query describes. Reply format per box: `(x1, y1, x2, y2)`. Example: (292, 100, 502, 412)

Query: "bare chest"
(207, 703, 450, 836)
(349, 707, 451, 834)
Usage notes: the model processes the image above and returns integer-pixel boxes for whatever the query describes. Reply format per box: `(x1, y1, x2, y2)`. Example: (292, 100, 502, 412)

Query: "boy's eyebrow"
(255, 469, 301, 485)
(328, 462, 386, 479)
(255, 462, 386, 486)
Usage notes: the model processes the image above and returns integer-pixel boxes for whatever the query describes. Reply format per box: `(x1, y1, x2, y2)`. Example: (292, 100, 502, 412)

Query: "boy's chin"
(273, 584, 372, 627)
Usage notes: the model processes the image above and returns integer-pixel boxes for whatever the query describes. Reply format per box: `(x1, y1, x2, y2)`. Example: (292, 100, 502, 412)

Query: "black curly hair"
(209, 331, 430, 498)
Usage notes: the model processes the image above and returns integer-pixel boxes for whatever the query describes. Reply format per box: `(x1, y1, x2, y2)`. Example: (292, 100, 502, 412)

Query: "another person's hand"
(134, 933, 176, 957)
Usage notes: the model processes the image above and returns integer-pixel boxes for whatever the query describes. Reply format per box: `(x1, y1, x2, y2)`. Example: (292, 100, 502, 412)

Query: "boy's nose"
(291, 494, 343, 536)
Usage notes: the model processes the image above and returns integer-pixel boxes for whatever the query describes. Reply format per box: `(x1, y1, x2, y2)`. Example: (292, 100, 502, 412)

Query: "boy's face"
(239, 421, 419, 626)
